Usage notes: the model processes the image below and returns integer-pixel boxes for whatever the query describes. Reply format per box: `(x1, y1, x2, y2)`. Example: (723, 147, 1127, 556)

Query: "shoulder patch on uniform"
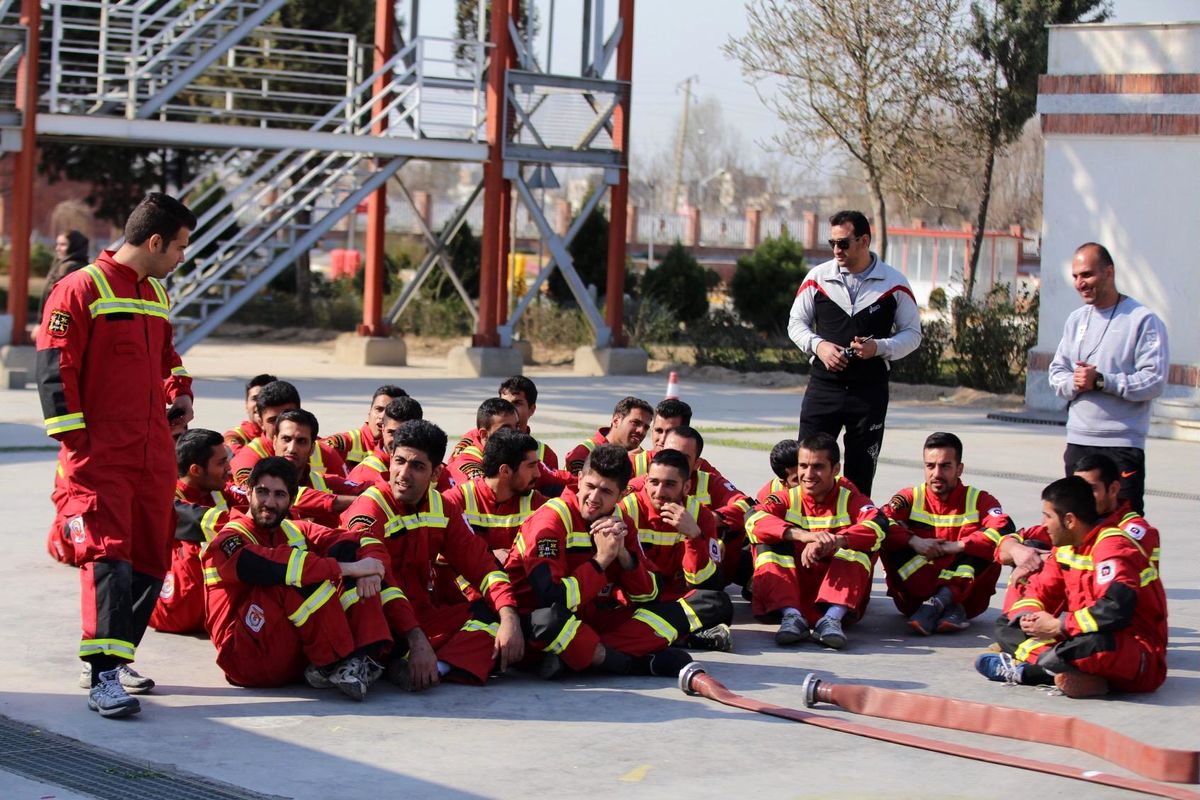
(723, 480, 735, 491)
(1124, 523, 1146, 540)
(1096, 559, 1117, 585)
(346, 514, 376, 530)
(220, 534, 245, 557)
(536, 537, 560, 559)
(988, 506, 1004, 517)
(764, 493, 782, 507)
(47, 309, 71, 338)
(860, 504, 877, 513)
(229, 485, 247, 497)
(889, 493, 911, 513)
(708, 537, 722, 563)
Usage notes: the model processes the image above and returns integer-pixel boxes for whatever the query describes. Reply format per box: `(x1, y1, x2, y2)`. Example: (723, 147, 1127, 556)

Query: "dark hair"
(385, 396, 424, 423)
(649, 448, 691, 481)
(1076, 242, 1114, 269)
(245, 373, 277, 398)
(923, 431, 963, 462)
(123, 192, 197, 247)
(255, 380, 301, 415)
(1071, 452, 1121, 487)
(373, 384, 408, 402)
(276, 408, 319, 439)
(769, 439, 800, 480)
(829, 210, 870, 239)
(477, 397, 518, 431)
(393, 420, 448, 466)
(613, 396, 653, 419)
(248, 456, 299, 498)
(499, 375, 538, 406)
(663, 424, 704, 456)
(654, 398, 693, 425)
(482, 429, 539, 478)
(798, 432, 840, 465)
(176, 428, 224, 477)
(582, 443, 633, 490)
(1042, 476, 1100, 526)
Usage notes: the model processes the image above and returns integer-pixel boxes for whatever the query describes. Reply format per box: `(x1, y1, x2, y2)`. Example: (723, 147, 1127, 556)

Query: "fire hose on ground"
(677, 663, 1199, 800)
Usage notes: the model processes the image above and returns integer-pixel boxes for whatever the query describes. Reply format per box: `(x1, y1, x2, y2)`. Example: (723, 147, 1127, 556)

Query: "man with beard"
(223, 374, 276, 456)
(323, 385, 407, 468)
(563, 396, 653, 475)
(271, 409, 368, 527)
(203, 457, 391, 700)
(342, 420, 524, 690)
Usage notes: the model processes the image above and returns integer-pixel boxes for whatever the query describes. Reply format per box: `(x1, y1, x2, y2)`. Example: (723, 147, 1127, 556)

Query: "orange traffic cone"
(665, 371, 680, 399)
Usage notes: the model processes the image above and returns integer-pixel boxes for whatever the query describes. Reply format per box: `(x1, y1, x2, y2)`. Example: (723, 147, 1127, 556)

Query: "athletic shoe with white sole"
(87, 669, 141, 718)
(328, 657, 368, 701)
(79, 662, 155, 694)
(975, 652, 1025, 685)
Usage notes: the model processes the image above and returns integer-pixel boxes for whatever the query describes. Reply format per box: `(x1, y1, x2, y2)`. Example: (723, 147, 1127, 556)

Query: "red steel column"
(604, 0, 634, 347)
(7, 0, 41, 344)
(496, 183, 511, 327)
(359, 0, 394, 337)
(476, 0, 514, 347)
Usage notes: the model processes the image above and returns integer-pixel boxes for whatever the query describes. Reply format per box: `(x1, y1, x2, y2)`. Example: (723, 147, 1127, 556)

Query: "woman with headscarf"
(40, 230, 91, 316)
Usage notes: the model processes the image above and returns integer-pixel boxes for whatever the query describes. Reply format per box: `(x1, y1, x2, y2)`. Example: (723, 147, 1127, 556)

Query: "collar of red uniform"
(360, 423, 378, 446)
(242, 420, 263, 437)
(97, 250, 144, 283)
(176, 479, 206, 504)
(921, 480, 966, 508)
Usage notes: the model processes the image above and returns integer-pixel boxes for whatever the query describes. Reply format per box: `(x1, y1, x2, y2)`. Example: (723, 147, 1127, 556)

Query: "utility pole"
(668, 75, 696, 213)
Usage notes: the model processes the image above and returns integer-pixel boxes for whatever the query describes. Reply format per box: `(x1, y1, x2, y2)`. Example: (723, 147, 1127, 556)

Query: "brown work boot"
(1054, 669, 1109, 698)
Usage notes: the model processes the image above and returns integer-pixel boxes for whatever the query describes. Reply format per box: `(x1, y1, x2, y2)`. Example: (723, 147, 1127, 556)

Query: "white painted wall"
(1047, 23, 1200, 74)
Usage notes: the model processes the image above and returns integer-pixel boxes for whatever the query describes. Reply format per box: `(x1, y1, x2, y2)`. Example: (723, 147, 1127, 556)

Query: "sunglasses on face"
(828, 236, 862, 250)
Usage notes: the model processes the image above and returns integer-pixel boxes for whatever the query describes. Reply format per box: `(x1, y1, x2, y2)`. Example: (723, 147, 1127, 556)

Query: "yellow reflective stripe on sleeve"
(898, 554, 928, 581)
(340, 588, 360, 610)
(981, 527, 1003, 546)
(380, 586, 408, 605)
(685, 559, 717, 586)
(45, 412, 86, 435)
(561, 576, 582, 610)
(861, 518, 886, 551)
(833, 547, 871, 573)
(1140, 567, 1159, 586)
(203, 567, 221, 586)
(461, 619, 500, 637)
(78, 638, 136, 660)
(545, 615, 582, 654)
(937, 563, 976, 582)
(1009, 598, 1045, 613)
(677, 598, 704, 633)
(754, 551, 796, 571)
(285, 549, 308, 587)
(628, 571, 659, 603)
(170, 365, 190, 377)
(1014, 637, 1055, 663)
(1073, 608, 1099, 634)
(280, 519, 307, 550)
(479, 570, 510, 594)
(359, 536, 383, 547)
(1151, 547, 1161, 565)
(287, 580, 335, 626)
(632, 608, 677, 642)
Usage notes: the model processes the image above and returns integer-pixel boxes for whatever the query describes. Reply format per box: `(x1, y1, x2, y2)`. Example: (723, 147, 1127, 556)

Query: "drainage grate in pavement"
(0, 715, 286, 800)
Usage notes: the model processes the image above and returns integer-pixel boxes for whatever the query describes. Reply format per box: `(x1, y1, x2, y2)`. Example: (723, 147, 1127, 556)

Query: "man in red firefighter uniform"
(204, 457, 391, 700)
(881, 432, 1015, 635)
(976, 476, 1167, 698)
(346, 395, 425, 486)
(450, 377, 561, 477)
(147, 429, 246, 637)
(230, 380, 347, 485)
(563, 396, 654, 475)
(322, 384, 407, 468)
(342, 420, 524, 690)
(36, 192, 197, 718)
(747, 432, 888, 650)
(505, 444, 701, 679)
(619, 449, 735, 651)
(268, 409, 368, 527)
(757, 439, 801, 503)
(223, 373, 276, 456)
(446, 397, 520, 485)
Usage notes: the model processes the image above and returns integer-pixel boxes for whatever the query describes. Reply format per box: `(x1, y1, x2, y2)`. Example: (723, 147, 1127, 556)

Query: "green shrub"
(928, 286, 948, 312)
(517, 300, 592, 347)
(889, 317, 953, 385)
(687, 309, 809, 373)
(393, 294, 473, 337)
(951, 285, 1039, 393)
(730, 233, 807, 335)
(639, 242, 714, 324)
(621, 295, 681, 345)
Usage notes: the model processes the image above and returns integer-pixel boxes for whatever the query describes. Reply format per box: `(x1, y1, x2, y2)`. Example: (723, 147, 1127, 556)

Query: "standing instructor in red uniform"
(36, 192, 197, 718)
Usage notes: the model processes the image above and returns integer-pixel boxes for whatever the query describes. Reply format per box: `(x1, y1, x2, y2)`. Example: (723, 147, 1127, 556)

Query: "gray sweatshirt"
(1048, 296, 1169, 449)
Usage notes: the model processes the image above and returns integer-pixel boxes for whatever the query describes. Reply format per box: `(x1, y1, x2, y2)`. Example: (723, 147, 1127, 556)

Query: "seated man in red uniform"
(322, 384, 407, 468)
(204, 457, 391, 700)
(564, 396, 653, 475)
(230, 380, 347, 485)
(270, 409, 368, 527)
(619, 449, 734, 651)
(342, 420, 524, 691)
(505, 444, 699, 679)
(498, 375, 560, 475)
(976, 476, 1167, 698)
(629, 398, 695, 476)
(224, 373, 276, 456)
(446, 397, 520, 484)
(148, 429, 246, 637)
(747, 433, 888, 650)
(757, 439, 801, 503)
(881, 432, 1014, 635)
(346, 396, 425, 486)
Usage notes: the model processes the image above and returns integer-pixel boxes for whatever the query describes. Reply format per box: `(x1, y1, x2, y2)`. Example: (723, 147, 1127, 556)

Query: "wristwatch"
(1094, 374, 1106, 391)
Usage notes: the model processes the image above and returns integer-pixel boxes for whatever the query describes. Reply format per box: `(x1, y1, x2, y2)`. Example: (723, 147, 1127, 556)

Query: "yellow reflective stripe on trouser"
(340, 588, 360, 610)
(45, 412, 86, 435)
(380, 586, 408, 604)
(561, 576, 582, 611)
(203, 567, 221, 586)
(833, 548, 871, 573)
(285, 549, 308, 587)
(628, 573, 658, 603)
(898, 554, 928, 581)
(479, 570, 510, 594)
(938, 563, 976, 582)
(288, 580, 335, 626)
(754, 551, 796, 570)
(632, 608, 677, 642)
(1073, 607, 1099, 634)
(461, 619, 499, 637)
(545, 615, 581, 654)
(79, 638, 136, 660)
(1015, 637, 1055, 663)
(677, 598, 704, 633)
(685, 559, 717, 586)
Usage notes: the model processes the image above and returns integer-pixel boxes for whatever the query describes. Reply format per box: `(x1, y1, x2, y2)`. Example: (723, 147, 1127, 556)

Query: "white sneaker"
(79, 662, 155, 694)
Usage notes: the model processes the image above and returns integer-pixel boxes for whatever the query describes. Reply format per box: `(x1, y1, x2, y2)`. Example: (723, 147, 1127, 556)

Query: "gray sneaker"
(79, 662, 155, 694)
(937, 603, 970, 633)
(813, 615, 848, 650)
(361, 656, 384, 686)
(304, 663, 334, 690)
(775, 613, 810, 646)
(328, 657, 368, 701)
(87, 669, 141, 718)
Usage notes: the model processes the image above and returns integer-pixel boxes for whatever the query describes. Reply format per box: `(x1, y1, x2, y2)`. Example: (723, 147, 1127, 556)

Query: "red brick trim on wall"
(1039, 74, 1200, 94)
(1028, 352, 1199, 387)
(1040, 114, 1200, 135)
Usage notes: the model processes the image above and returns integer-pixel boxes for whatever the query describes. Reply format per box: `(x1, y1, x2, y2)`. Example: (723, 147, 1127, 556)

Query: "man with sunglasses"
(787, 210, 921, 497)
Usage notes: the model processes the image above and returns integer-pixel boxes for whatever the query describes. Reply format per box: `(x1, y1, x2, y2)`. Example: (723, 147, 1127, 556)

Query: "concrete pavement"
(1, 338, 1196, 799)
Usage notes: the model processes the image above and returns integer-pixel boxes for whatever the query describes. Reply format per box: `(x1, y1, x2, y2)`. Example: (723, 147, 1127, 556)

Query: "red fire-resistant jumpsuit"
(342, 486, 516, 683)
(223, 419, 262, 457)
(323, 422, 377, 468)
(36, 252, 192, 667)
(203, 510, 390, 687)
(452, 428, 562, 491)
(882, 482, 1014, 618)
(746, 483, 888, 624)
(148, 481, 246, 635)
(504, 491, 712, 672)
(346, 446, 457, 492)
(1004, 523, 1167, 693)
